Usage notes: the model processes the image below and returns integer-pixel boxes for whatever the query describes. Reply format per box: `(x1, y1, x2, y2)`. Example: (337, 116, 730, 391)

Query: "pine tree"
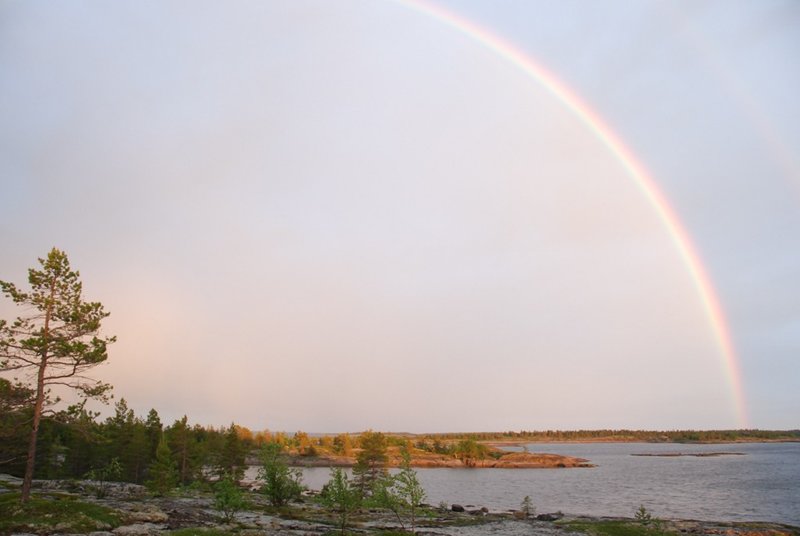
(257, 442, 304, 506)
(1, 248, 115, 501)
(216, 424, 246, 482)
(352, 430, 388, 497)
(145, 408, 162, 459)
(146, 435, 177, 496)
(167, 415, 200, 485)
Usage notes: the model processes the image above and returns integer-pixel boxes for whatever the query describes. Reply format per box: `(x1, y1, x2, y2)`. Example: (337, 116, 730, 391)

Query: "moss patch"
(564, 519, 677, 536)
(0, 491, 121, 534)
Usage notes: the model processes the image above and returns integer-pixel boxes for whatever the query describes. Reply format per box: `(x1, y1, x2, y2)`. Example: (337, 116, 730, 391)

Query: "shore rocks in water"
(451, 504, 465, 512)
(536, 512, 565, 521)
(467, 507, 489, 516)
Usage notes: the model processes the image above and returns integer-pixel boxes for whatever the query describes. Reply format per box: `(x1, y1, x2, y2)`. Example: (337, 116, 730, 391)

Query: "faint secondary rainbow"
(397, 0, 749, 427)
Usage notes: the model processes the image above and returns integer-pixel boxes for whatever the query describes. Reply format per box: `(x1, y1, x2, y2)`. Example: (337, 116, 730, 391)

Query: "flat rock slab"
(112, 523, 167, 536)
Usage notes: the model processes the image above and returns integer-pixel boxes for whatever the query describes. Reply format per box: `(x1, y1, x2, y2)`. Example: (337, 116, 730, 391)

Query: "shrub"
(257, 442, 304, 506)
(635, 505, 652, 525)
(520, 495, 535, 517)
(320, 468, 361, 535)
(214, 474, 245, 523)
(85, 458, 122, 498)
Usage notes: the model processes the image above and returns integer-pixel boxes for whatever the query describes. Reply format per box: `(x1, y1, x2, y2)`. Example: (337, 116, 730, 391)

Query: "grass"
(564, 519, 677, 536)
(0, 491, 121, 533)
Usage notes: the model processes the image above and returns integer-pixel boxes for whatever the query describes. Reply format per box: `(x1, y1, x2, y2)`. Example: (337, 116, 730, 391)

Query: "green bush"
(320, 468, 361, 535)
(257, 442, 304, 506)
(214, 473, 246, 523)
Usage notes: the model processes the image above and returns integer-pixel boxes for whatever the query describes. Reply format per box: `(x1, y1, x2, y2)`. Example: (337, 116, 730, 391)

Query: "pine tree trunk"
(21, 277, 55, 502)
(181, 443, 187, 484)
(21, 358, 47, 501)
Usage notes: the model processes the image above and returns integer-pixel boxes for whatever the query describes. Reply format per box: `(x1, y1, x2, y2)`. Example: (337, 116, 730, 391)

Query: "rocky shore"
(1, 474, 797, 536)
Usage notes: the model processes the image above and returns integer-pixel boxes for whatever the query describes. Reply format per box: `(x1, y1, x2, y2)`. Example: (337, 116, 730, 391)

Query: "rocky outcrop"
(490, 452, 591, 468)
(34, 478, 148, 500)
(112, 523, 167, 536)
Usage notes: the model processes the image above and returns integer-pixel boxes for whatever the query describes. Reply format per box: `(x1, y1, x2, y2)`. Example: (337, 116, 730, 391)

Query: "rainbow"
(396, 0, 749, 427)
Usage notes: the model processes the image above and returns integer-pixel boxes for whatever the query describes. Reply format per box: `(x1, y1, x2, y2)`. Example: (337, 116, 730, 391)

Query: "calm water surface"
(248, 442, 800, 526)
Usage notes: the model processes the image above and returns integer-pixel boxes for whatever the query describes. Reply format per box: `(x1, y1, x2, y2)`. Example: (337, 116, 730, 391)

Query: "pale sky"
(1, 0, 798, 433)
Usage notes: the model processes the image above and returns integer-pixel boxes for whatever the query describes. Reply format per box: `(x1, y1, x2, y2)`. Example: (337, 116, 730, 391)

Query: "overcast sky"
(1, 0, 798, 433)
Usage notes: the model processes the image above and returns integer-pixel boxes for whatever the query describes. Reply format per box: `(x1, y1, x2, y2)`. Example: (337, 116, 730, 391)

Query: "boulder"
(536, 512, 564, 521)
(451, 504, 465, 512)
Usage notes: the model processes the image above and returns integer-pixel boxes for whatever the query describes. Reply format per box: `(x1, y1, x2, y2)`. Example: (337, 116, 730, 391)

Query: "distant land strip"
(630, 452, 747, 457)
(412, 429, 800, 444)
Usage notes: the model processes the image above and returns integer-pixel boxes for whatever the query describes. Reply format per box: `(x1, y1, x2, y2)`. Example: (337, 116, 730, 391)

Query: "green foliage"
(216, 424, 246, 482)
(0, 378, 32, 474)
(0, 491, 121, 532)
(368, 448, 426, 533)
(566, 519, 675, 536)
(393, 448, 426, 532)
(214, 473, 246, 524)
(257, 442, 304, 506)
(0, 397, 255, 491)
(370, 475, 406, 529)
(145, 408, 162, 458)
(167, 415, 204, 485)
(520, 495, 535, 517)
(320, 467, 361, 535)
(0, 250, 116, 392)
(146, 435, 178, 496)
(453, 438, 490, 466)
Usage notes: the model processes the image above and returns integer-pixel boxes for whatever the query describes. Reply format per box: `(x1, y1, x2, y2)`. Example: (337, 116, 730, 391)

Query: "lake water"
(246, 442, 800, 526)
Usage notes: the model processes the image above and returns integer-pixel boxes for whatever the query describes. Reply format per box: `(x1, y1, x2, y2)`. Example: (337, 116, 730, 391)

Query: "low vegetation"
(565, 519, 676, 536)
(0, 491, 121, 533)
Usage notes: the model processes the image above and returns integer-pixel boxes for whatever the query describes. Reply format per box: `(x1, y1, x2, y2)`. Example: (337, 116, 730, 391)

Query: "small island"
(280, 439, 592, 469)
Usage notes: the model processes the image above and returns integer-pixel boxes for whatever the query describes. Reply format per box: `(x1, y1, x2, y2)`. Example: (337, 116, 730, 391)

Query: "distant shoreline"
(484, 438, 800, 446)
(630, 452, 747, 457)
